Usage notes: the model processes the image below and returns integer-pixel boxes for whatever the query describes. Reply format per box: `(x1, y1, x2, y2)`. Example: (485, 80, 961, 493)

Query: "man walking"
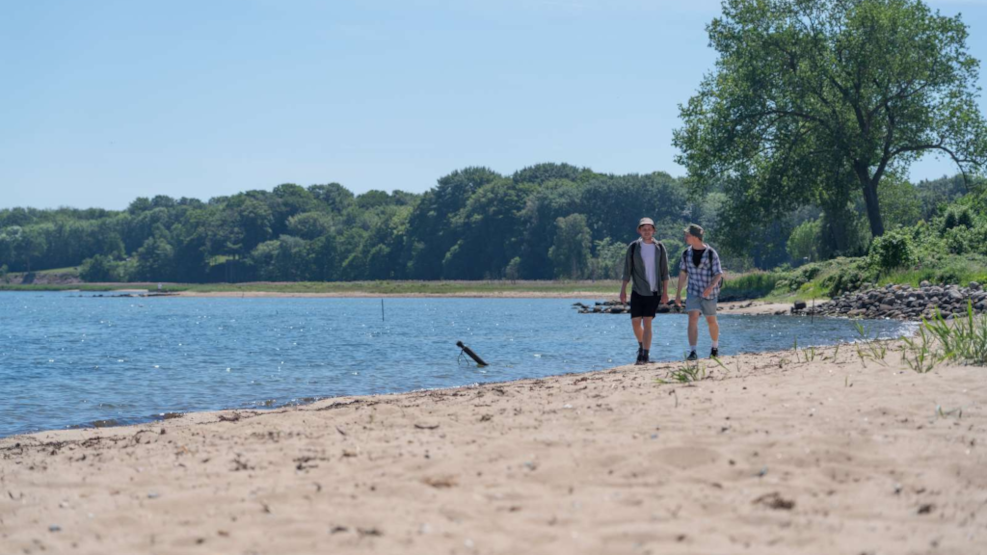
(674, 224, 723, 360)
(620, 218, 670, 365)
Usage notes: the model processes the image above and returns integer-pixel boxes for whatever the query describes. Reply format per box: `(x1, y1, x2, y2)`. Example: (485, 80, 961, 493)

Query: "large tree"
(674, 0, 987, 238)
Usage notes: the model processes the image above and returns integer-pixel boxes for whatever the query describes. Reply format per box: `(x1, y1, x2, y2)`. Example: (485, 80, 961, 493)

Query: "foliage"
(869, 230, 914, 274)
(674, 0, 987, 240)
(79, 255, 125, 282)
(924, 303, 987, 366)
(549, 214, 593, 279)
(719, 271, 784, 299)
(589, 238, 627, 280)
(787, 219, 821, 263)
(902, 303, 987, 371)
(505, 257, 521, 282)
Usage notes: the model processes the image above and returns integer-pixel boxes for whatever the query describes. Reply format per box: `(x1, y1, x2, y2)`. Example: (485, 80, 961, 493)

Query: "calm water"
(0, 292, 913, 437)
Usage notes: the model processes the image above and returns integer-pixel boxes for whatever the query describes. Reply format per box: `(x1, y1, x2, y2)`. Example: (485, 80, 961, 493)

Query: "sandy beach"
(2, 340, 983, 555)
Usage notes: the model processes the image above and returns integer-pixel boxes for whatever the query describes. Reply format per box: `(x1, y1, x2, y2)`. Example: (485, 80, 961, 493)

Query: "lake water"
(0, 292, 913, 438)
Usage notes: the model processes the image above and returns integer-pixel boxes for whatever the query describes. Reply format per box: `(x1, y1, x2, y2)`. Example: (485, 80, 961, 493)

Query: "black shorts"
(630, 291, 660, 318)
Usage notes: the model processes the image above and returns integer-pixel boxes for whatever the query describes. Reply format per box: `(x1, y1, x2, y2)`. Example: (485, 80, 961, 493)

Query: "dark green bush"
(822, 258, 872, 296)
(869, 231, 914, 274)
(79, 255, 125, 282)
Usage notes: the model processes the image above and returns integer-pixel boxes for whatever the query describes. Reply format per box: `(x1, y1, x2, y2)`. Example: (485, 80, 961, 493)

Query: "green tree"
(79, 255, 122, 282)
(518, 179, 585, 279)
(406, 167, 503, 279)
(287, 212, 335, 240)
(512, 162, 595, 185)
(505, 257, 521, 282)
(250, 236, 310, 281)
(442, 179, 532, 279)
(306, 235, 338, 281)
(878, 176, 922, 229)
(18, 226, 47, 272)
(549, 214, 592, 279)
(787, 218, 822, 263)
(589, 238, 626, 280)
(134, 235, 175, 281)
(308, 183, 355, 213)
(675, 0, 987, 239)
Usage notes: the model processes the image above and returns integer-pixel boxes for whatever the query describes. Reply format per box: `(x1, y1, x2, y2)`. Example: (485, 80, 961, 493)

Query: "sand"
(2, 342, 984, 555)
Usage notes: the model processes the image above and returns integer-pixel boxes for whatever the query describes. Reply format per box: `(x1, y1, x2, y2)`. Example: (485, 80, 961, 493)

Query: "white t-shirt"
(640, 242, 657, 292)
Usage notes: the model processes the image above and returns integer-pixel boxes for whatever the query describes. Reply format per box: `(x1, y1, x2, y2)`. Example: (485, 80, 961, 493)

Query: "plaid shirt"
(679, 245, 723, 299)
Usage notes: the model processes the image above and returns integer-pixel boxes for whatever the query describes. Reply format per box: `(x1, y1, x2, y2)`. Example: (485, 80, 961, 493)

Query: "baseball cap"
(637, 217, 655, 229)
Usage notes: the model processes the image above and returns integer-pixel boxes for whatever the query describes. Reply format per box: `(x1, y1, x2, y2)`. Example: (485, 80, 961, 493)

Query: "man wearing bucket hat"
(674, 223, 724, 360)
(620, 217, 670, 365)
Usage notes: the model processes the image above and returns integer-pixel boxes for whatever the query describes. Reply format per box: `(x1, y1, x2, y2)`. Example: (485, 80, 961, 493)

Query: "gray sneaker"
(686, 351, 698, 361)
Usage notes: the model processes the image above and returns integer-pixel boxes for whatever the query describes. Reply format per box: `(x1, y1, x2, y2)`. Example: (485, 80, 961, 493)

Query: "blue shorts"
(685, 296, 717, 316)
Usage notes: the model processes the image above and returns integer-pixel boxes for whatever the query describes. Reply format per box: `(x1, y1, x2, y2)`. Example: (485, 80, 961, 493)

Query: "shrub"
(970, 224, 987, 256)
(79, 255, 123, 282)
(869, 231, 914, 274)
(941, 206, 974, 232)
(720, 271, 782, 299)
(944, 226, 971, 255)
(787, 219, 821, 263)
(822, 258, 871, 296)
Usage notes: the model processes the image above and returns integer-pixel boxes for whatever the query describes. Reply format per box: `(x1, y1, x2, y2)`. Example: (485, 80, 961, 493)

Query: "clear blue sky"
(2, 0, 985, 210)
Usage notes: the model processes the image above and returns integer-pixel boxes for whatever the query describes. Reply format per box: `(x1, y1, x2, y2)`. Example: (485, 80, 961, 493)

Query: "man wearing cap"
(674, 224, 724, 360)
(620, 218, 670, 365)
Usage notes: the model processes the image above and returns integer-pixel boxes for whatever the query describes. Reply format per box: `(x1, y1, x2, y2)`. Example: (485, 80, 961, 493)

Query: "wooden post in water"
(456, 341, 488, 367)
(381, 299, 385, 322)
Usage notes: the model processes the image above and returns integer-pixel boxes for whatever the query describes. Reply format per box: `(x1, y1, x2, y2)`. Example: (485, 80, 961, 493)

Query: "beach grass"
(899, 302, 987, 372)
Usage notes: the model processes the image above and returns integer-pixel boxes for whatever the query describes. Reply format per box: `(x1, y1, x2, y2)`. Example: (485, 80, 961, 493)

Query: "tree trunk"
(861, 180, 885, 238)
(852, 162, 885, 238)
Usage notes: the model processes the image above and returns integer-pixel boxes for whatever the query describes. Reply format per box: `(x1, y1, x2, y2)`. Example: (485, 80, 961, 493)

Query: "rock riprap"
(573, 300, 684, 315)
(804, 282, 986, 321)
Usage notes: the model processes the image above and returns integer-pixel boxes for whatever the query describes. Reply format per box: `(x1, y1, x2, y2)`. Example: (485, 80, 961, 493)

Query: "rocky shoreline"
(805, 281, 986, 321)
(574, 300, 685, 315)
(574, 282, 987, 322)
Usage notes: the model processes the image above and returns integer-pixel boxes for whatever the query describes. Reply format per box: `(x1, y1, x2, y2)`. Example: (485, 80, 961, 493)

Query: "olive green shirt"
(621, 238, 669, 296)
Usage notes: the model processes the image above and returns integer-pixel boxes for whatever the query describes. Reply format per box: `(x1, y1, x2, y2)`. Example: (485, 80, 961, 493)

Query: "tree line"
(0, 163, 971, 284)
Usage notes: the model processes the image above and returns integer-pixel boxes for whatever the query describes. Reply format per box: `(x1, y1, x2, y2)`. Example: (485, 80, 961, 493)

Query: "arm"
(703, 274, 723, 299)
(703, 249, 724, 299)
(659, 245, 670, 304)
(674, 250, 687, 307)
(620, 245, 632, 304)
(674, 270, 687, 307)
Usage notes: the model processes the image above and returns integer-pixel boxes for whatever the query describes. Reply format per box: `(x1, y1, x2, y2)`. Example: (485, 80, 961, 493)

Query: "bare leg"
(642, 317, 653, 350)
(688, 311, 700, 347)
(632, 317, 643, 345)
(706, 315, 719, 343)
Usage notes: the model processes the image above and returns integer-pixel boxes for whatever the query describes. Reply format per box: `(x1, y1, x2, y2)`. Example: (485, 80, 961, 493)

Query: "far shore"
(1, 282, 812, 316)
